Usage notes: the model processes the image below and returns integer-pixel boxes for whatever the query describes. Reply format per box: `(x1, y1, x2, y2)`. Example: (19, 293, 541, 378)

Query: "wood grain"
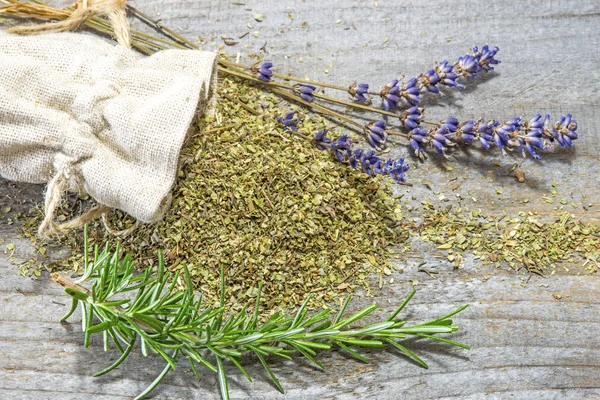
(2, 0, 600, 399)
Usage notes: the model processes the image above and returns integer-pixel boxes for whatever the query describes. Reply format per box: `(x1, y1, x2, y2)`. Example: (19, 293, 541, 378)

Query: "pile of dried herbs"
(20, 77, 405, 313)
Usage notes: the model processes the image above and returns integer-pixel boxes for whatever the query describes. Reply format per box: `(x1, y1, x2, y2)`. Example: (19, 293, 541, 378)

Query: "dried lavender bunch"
(2, 2, 579, 184)
(363, 45, 500, 110)
(404, 113, 579, 160)
(54, 228, 469, 400)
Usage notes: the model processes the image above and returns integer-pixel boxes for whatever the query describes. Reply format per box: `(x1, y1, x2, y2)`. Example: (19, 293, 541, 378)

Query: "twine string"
(5, 0, 130, 47)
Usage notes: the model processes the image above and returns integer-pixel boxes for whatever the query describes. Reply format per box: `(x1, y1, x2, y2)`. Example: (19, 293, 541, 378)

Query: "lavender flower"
(329, 134, 352, 161)
(474, 120, 498, 149)
(399, 77, 421, 106)
(454, 120, 477, 143)
(365, 120, 388, 150)
(254, 61, 273, 82)
(399, 106, 424, 130)
(313, 129, 332, 151)
(380, 79, 401, 111)
(408, 127, 429, 158)
(276, 111, 298, 132)
(296, 84, 316, 102)
(348, 82, 369, 102)
(382, 157, 410, 182)
(436, 60, 464, 89)
(473, 45, 500, 72)
(420, 69, 441, 94)
(348, 149, 363, 169)
(456, 55, 481, 79)
(546, 114, 578, 147)
(431, 125, 455, 157)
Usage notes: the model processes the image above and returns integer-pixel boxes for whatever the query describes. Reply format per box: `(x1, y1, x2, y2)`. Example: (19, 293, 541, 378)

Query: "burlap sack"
(0, 31, 217, 236)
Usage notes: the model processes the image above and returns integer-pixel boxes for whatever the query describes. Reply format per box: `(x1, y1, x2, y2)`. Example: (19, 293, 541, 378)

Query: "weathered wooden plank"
(2, 0, 600, 399)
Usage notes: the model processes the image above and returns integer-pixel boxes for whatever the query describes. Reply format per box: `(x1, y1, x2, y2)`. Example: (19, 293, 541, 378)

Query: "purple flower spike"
(365, 120, 388, 150)
(400, 77, 421, 106)
(400, 106, 424, 130)
(254, 61, 273, 82)
(473, 45, 501, 71)
(330, 134, 352, 162)
(436, 60, 464, 89)
(442, 117, 460, 132)
(297, 84, 316, 102)
(457, 54, 481, 79)
(408, 127, 428, 157)
(475, 119, 498, 149)
(276, 111, 298, 132)
(349, 82, 369, 102)
(431, 125, 454, 156)
(348, 149, 363, 169)
(313, 129, 332, 151)
(360, 149, 380, 176)
(420, 69, 441, 94)
(549, 114, 578, 147)
(380, 79, 401, 111)
(455, 120, 477, 143)
(384, 158, 410, 182)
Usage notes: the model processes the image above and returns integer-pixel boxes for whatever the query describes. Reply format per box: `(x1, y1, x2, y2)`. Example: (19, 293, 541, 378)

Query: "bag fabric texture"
(0, 31, 217, 229)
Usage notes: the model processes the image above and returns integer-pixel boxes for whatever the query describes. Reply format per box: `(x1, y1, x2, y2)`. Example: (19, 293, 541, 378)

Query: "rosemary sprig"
(54, 228, 469, 399)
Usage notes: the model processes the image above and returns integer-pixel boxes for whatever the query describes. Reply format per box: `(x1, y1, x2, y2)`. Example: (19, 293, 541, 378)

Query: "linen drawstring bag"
(0, 0, 217, 237)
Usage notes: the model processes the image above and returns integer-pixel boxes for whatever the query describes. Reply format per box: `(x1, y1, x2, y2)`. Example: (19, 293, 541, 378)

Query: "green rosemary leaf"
(291, 294, 312, 329)
(288, 342, 325, 370)
(94, 337, 137, 377)
(287, 340, 316, 356)
(334, 295, 352, 325)
(189, 357, 202, 381)
(397, 326, 455, 334)
(419, 305, 469, 326)
(64, 287, 89, 302)
(140, 335, 149, 357)
(309, 320, 332, 333)
(87, 320, 114, 334)
(343, 321, 395, 336)
(302, 329, 341, 339)
(234, 332, 264, 345)
(336, 338, 383, 347)
(186, 347, 218, 373)
(294, 341, 331, 350)
(134, 351, 177, 400)
(333, 304, 378, 329)
(383, 338, 428, 369)
(60, 297, 79, 322)
(254, 351, 285, 394)
(335, 341, 369, 363)
(298, 309, 331, 329)
(106, 327, 125, 354)
(99, 299, 130, 307)
(83, 304, 93, 348)
(387, 290, 416, 321)
(416, 333, 471, 349)
(216, 356, 230, 400)
(228, 356, 253, 382)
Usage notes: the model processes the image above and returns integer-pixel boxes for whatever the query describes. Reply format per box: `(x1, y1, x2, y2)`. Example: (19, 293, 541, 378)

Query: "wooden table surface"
(2, 0, 600, 399)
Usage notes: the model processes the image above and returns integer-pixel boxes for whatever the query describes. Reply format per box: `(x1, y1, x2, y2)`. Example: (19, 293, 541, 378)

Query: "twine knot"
(5, 0, 130, 47)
